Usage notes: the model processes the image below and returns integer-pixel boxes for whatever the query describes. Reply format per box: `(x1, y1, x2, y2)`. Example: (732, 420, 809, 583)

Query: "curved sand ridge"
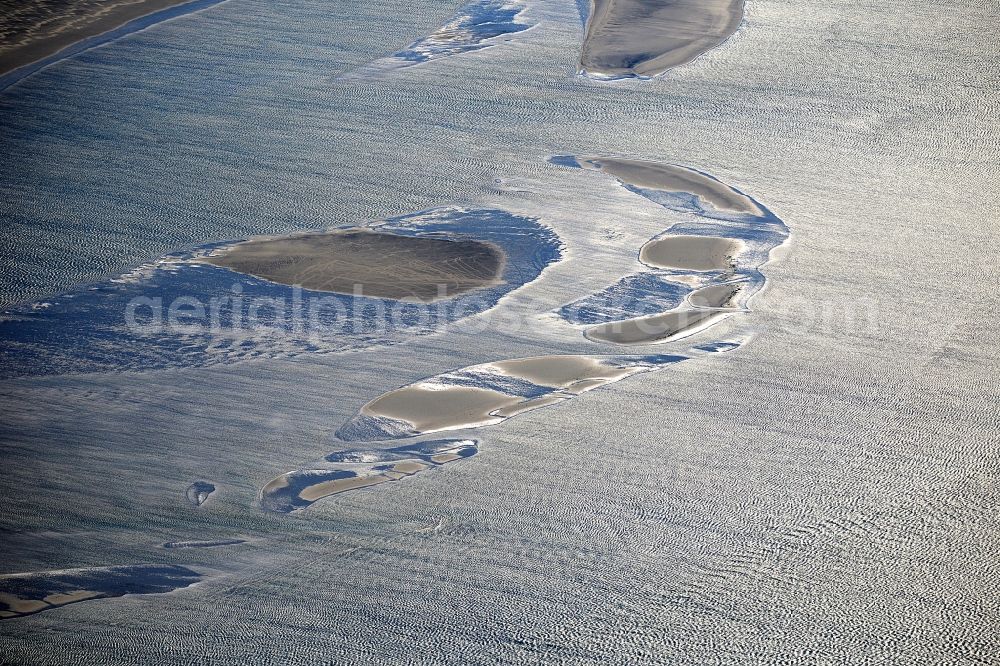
(574, 157, 761, 215)
(0, 565, 201, 620)
(337, 342, 742, 442)
(260, 439, 478, 513)
(640, 235, 745, 271)
(551, 155, 789, 345)
(204, 229, 506, 302)
(579, 0, 746, 79)
(262, 340, 744, 513)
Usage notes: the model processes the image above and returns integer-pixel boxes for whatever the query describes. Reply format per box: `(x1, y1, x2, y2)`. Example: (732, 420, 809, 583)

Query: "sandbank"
(577, 157, 760, 214)
(687, 282, 743, 308)
(298, 474, 391, 501)
(0, 565, 201, 619)
(361, 385, 522, 432)
(640, 235, 745, 271)
(488, 355, 637, 388)
(579, 0, 745, 79)
(204, 229, 506, 301)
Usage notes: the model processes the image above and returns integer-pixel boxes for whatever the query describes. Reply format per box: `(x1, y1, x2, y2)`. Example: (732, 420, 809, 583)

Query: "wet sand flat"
(492, 394, 569, 418)
(42, 590, 102, 606)
(578, 157, 760, 214)
(360, 357, 645, 433)
(362, 385, 523, 432)
(0, 0, 193, 75)
(579, 0, 745, 79)
(0, 594, 49, 615)
(204, 229, 506, 301)
(586, 310, 726, 345)
(261, 440, 478, 512)
(489, 356, 637, 388)
(640, 235, 745, 271)
(261, 470, 392, 512)
(298, 475, 391, 501)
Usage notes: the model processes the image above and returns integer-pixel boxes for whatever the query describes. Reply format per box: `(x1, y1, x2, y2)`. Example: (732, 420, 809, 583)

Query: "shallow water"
(0, 0, 998, 662)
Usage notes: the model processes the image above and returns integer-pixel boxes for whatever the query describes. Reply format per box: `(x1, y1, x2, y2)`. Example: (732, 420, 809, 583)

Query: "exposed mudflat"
(204, 229, 506, 301)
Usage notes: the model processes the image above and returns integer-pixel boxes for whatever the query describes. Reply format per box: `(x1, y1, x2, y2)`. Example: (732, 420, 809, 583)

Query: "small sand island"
(640, 235, 745, 271)
(579, 0, 746, 79)
(574, 156, 761, 215)
(337, 355, 672, 441)
(203, 228, 506, 301)
(355, 356, 643, 435)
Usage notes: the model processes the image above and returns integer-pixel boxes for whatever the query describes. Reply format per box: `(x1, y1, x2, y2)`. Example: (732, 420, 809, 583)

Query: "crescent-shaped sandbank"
(579, 0, 745, 79)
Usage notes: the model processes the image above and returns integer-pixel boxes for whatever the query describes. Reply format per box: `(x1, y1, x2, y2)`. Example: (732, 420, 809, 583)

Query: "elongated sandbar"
(576, 157, 761, 215)
(585, 310, 727, 345)
(579, 0, 745, 79)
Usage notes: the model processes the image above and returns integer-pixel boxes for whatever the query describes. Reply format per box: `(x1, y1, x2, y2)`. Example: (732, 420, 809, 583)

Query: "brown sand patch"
(489, 356, 635, 388)
(204, 228, 505, 301)
(563, 377, 621, 394)
(640, 235, 745, 271)
(390, 461, 429, 475)
(0, 593, 49, 614)
(43, 590, 102, 606)
(492, 394, 569, 418)
(298, 475, 390, 501)
(362, 385, 522, 432)
(688, 282, 743, 308)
